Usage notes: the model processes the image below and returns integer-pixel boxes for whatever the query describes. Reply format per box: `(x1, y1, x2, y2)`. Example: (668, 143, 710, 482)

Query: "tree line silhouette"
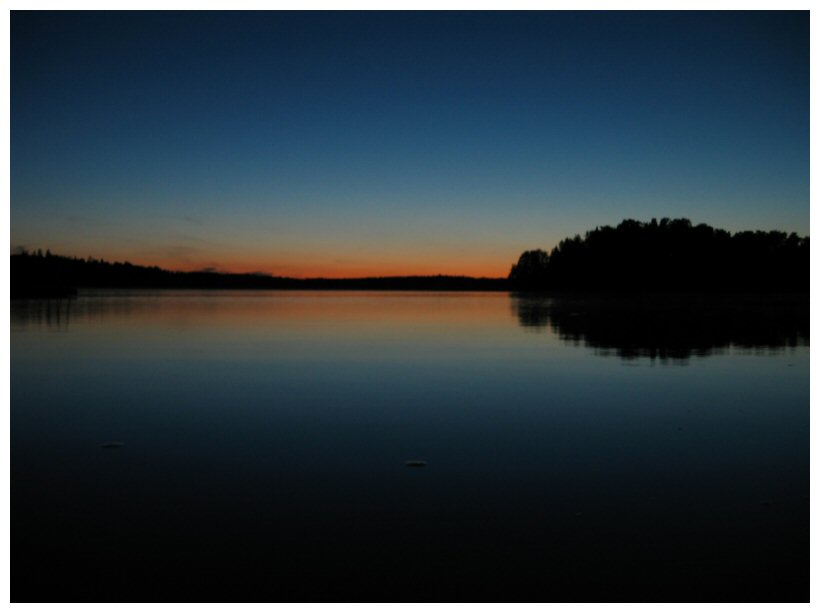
(11, 218, 809, 297)
(509, 218, 809, 291)
(10, 249, 506, 298)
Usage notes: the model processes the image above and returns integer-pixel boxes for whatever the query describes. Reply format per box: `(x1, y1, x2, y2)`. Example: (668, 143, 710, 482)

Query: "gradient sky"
(11, 11, 808, 278)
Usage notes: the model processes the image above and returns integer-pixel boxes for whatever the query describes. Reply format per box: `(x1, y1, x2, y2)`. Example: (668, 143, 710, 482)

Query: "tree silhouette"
(11, 250, 508, 297)
(509, 218, 808, 292)
(11, 219, 809, 298)
(508, 249, 550, 289)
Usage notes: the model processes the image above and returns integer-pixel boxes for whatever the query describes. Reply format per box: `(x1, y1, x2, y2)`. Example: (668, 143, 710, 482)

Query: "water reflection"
(10, 298, 73, 331)
(12, 289, 809, 601)
(512, 293, 809, 362)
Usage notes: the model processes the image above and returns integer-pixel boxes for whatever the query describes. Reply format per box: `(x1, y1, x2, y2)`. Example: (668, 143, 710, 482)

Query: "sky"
(11, 11, 809, 278)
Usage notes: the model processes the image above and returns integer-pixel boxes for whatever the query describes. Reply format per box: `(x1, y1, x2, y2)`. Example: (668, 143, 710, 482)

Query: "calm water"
(12, 291, 809, 601)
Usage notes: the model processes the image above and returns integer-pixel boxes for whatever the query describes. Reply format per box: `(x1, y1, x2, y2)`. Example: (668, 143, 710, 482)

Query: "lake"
(11, 290, 809, 602)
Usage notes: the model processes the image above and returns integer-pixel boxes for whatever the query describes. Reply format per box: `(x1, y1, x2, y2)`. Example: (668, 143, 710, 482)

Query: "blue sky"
(11, 11, 808, 277)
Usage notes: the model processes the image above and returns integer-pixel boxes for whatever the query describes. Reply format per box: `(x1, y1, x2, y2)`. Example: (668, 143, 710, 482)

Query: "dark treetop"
(508, 218, 808, 292)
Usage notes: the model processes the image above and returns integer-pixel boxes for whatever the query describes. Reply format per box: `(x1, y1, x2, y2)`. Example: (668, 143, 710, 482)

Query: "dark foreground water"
(12, 291, 809, 602)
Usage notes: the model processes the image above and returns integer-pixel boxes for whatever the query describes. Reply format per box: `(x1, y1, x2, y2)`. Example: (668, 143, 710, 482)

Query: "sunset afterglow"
(11, 12, 808, 277)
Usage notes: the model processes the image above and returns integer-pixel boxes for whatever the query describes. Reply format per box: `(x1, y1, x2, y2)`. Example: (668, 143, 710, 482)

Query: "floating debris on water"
(405, 460, 427, 467)
(100, 442, 125, 449)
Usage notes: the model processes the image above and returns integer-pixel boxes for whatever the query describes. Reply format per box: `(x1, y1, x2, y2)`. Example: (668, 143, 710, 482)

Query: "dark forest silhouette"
(11, 218, 809, 297)
(10, 250, 506, 298)
(509, 218, 808, 291)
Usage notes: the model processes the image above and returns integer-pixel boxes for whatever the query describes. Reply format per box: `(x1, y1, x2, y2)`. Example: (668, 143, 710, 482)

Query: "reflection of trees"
(511, 293, 809, 362)
(11, 298, 73, 331)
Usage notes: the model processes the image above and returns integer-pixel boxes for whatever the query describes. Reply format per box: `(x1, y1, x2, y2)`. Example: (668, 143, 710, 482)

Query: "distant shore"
(11, 252, 509, 298)
(12, 218, 809, 298)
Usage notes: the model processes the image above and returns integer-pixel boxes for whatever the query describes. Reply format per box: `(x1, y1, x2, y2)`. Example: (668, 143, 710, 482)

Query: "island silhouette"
(11, 218, 809, 298)
(508, 218, 809, 291)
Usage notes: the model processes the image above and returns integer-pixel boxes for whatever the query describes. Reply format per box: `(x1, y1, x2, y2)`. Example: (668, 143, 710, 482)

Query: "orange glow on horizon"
(139, 257, 512, 280)
(28, 242, 518, 279)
